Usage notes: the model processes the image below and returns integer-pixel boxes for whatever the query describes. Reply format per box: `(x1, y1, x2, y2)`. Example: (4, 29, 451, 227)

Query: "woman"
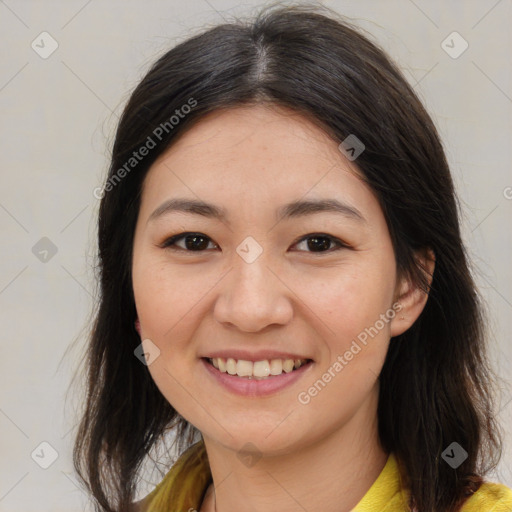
(73, 3, 512, 511)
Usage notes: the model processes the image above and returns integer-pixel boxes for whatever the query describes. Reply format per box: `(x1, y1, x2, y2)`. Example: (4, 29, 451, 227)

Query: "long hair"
(73, 3, 503, 511)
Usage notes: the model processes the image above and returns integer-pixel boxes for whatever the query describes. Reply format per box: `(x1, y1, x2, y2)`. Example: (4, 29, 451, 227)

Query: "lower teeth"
(240, 375, 278, 380)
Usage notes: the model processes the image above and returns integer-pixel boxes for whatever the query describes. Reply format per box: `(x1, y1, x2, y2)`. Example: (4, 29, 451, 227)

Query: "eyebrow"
(147, 197, 366, 225)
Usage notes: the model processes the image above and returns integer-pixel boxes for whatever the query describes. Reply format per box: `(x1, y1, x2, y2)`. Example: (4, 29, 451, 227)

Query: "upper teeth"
(210, 357, 308, 378)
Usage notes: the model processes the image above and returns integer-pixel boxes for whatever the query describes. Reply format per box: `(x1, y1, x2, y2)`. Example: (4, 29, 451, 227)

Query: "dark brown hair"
(73, 3, 503, 511)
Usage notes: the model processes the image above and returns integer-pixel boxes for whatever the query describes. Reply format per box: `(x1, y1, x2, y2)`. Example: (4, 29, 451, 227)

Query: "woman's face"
(132, 104, 407, 456)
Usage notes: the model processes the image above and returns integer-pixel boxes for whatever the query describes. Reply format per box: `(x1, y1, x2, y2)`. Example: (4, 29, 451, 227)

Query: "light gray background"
(1, 1, 511, 510)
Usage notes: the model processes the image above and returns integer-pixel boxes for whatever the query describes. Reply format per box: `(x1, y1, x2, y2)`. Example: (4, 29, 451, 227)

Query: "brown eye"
(161, 233, 217, 252)
(293, 234, 346, 253)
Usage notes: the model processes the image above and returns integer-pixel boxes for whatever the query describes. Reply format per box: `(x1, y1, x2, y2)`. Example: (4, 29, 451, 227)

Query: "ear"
(134, 318, 141, 336)
(390, 248, 435, 337)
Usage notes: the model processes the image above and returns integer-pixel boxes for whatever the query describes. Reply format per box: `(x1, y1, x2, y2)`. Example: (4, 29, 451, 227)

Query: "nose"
(213, 253, 294, 333)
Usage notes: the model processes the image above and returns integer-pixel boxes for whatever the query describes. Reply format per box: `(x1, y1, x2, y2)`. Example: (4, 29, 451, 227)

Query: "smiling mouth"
(204, 357, 313, 379)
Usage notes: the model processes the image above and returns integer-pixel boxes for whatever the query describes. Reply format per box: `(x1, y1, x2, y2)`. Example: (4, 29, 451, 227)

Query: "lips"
(201, 357, 313, 397)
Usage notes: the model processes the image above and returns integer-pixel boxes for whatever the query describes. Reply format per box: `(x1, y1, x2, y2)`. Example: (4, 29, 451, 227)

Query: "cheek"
(299, 263, 396, 346)
(295, 261, 396, 407)
(294, 273, 394, 432)
(133, 257, 209, 341)
(132, 260, 207, 418)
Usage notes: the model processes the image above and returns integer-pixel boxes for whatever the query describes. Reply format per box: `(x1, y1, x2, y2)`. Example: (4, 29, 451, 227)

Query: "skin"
(131, 104, 433, 512)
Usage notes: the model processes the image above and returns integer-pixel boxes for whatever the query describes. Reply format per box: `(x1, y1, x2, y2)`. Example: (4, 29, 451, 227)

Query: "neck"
(201, 390, 388, 512)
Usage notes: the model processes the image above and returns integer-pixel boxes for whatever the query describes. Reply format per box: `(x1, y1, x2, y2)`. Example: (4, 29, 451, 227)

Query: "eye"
(160, 232, 218, 252)
(159, 232, 349, 254)
(292, 233, 348, 253)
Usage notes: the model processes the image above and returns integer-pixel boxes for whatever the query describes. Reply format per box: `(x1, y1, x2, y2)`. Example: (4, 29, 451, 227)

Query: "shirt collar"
(145, 441, 409, 512)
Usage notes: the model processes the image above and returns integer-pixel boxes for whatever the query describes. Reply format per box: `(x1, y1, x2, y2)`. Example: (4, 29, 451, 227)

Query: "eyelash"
(158, 232, 350, 254)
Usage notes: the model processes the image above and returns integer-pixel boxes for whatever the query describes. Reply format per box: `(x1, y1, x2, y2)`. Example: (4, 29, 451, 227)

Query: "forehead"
(140, 104, 377, 223)
(153, 103, 348, 174)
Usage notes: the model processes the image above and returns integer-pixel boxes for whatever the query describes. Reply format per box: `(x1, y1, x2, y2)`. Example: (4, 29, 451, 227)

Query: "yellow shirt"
(140, 440, 512, 512)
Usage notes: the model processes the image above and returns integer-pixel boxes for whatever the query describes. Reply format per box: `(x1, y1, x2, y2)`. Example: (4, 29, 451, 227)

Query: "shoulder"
(129, 475, 172, 512)
(129, 493, 152, 512)
(460, 481, 512, 511)
(128, 468, 176, 512)
(129, 440, 211, 512)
